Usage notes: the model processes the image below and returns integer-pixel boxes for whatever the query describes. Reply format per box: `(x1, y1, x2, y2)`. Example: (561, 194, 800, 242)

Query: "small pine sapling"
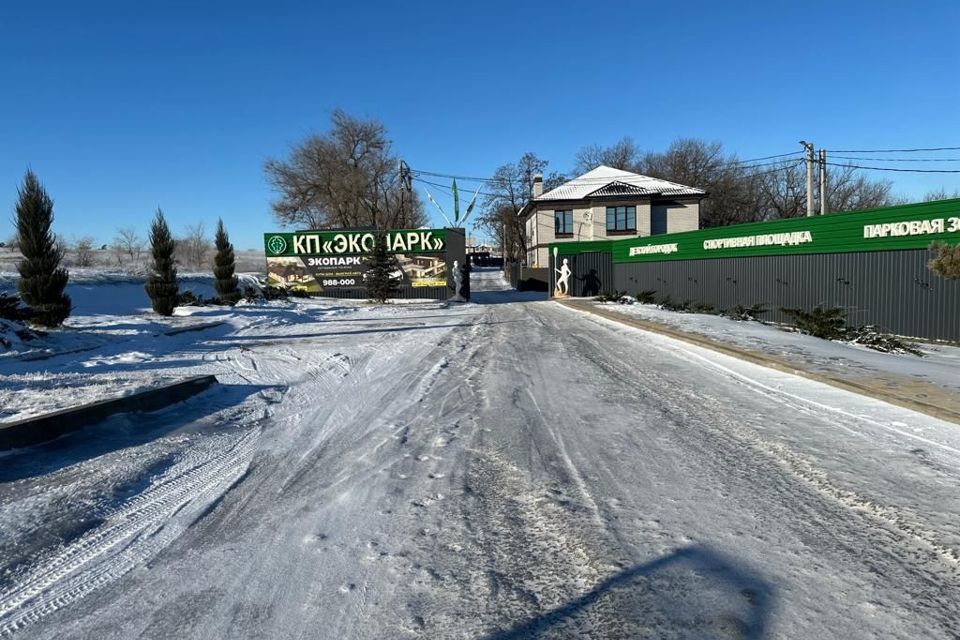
(213, 219, 241, 305)
(145, 209, 179, 316)
(364, 232, 400, 304)
(14, 171, 71, 326)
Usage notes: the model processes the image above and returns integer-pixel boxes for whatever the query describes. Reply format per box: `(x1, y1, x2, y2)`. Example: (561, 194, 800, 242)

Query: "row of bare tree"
(108, 223, 213, 270)
(260, 110, 959, 264)
(480, 138, 958, 262)
(1, 224, 216, 270)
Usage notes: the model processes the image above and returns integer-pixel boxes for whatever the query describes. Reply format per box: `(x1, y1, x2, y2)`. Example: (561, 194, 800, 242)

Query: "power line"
(411, 151, 804, 186)
(412, 159, 801, 188)
(825, 162, 960, 174)
(828, 146, 960, 153)
(413, 177, 500, 198)
(414, 161, 805, 197)
(746, 160, 806, 177)
(829, 155, 960, 163)
(734, 151, 803, 163)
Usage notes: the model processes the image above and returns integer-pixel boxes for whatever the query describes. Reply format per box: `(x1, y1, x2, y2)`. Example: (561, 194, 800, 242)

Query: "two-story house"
(519, 165, 706, 266)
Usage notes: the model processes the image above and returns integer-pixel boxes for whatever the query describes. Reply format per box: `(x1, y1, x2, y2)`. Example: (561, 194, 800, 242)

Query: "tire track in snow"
(546, 305, 960, 635)
(560, 303, 960, 567)
(650, 340, 960, 567)
(0, 427, 260, 636)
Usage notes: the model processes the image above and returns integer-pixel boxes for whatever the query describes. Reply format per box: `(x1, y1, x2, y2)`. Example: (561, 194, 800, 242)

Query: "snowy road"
(2, 269, 959, 638)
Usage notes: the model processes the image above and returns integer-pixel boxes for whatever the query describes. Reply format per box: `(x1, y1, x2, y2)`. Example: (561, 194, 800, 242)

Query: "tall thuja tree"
(15, 170, 71, 326)
(213, 218, 240, 304)
(145, 208, 178, 315)
(364, 232, 399, 304)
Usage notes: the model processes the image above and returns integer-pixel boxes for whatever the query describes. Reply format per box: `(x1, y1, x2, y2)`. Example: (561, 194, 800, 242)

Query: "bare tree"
(824, 164, 899, 212)
(113, 227, 144, 268)
(641, 139, 762, 227)
(178, 223, 211, 269)
(748, 160, 809, 220)
(478, 153, 565, 262)
(923, 188, 960, 202)
(264, 109, 426, 230)
(750, 161, 899, 219)
(73, 236, 96, 267)
(575, 137, 901, 226)
(573, 137, 643, 175)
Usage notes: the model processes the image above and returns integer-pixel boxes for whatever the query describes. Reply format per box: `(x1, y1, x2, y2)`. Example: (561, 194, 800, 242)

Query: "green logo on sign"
(267, 235, 287, 255)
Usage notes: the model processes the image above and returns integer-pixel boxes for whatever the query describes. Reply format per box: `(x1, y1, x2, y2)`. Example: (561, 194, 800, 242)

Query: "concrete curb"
(559, 299, 960, 426)
(158, 321, 227, 336)
(0, 375, 218, 451)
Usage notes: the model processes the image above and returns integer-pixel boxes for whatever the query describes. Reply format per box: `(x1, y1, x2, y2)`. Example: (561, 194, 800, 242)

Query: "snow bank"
(592, 300, 960, 394)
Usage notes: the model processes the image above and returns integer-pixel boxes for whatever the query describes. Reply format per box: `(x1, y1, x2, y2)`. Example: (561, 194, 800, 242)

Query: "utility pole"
(818, 149, 828, 215)
(397, 160, 413, 226)
(398, 159, 404, 226)
(800, 141, 815, 216)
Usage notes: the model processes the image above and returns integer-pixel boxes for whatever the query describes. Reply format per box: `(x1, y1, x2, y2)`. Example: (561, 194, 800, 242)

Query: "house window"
(606, 206, 636, 233)
(554, 210, 573, 235)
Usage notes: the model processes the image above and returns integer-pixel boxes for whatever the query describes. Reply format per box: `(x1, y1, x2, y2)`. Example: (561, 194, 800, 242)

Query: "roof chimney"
(532, 173, 543, 198)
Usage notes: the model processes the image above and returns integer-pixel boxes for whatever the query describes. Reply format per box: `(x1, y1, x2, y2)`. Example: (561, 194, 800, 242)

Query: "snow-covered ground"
(0, 273, 263, 421)
(588, 298, 960, 396)
(0, 269, 958, 638)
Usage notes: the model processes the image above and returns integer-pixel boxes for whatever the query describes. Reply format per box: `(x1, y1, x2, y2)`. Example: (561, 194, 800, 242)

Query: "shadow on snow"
(483, 545, 774, 640)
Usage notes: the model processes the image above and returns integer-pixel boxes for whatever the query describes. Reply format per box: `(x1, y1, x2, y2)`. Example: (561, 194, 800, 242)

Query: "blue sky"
(2, 1, 958, 250)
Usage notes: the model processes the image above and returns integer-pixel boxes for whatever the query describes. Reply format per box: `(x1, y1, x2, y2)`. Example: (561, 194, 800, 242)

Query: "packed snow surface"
(592, 298, 960, 395)
(0, 269, 958, 638)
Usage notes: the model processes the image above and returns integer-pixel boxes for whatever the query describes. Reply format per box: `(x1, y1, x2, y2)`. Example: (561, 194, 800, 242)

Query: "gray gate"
(553, 251, 614, 297)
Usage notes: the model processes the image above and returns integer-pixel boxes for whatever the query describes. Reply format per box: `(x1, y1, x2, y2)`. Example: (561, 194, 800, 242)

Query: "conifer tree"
(15, 170, 71, 326)
(213, 218, 241, 305)
(364, 232, 399, 304)
(929, 241, 960, 280)
(145, 208, 178, 316)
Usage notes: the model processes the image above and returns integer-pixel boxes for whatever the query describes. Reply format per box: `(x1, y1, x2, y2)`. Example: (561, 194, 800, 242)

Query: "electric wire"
(828, 155, 960, 163)
(410, 151, 804, 185)
(824, 162, 960, 174)
(828, 146, 960, 153)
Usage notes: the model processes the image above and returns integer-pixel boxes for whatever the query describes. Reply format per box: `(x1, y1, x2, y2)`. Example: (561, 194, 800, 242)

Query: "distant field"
(0, 247, 266, 276)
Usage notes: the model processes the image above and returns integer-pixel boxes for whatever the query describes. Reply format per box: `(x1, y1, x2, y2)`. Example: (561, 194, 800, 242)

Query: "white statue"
(450, 259, 465, 302)
(555, 258, 571, 297)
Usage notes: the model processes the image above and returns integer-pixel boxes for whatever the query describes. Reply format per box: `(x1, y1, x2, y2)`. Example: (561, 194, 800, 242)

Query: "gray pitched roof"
(537, 165, 705, 201)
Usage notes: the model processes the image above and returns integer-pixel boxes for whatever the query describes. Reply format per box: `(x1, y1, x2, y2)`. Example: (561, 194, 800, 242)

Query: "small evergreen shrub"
(722, 303, 768, 322)
(0, 292, 29, 321)
(781, 305, 848, 340)
(15, 171, 71, 326)
(658, 296, 691, 312)
(145, 209, 179, 316)
(848, 325, 923, 356)
(213, 219, 241, 305)
(364, 232, 400, 303)
(595, 290, 629, 303)
(242, 285, 261, 302)
(177, 290, 213, 306)
(635, 289, 657, 304)
(928, 241, 960, 280)
(692, 302, 717, 314)
(262, 285, 289, 300)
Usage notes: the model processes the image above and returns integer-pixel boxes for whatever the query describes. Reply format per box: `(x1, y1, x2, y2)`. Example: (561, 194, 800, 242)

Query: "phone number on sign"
(321, 278, 357, 287)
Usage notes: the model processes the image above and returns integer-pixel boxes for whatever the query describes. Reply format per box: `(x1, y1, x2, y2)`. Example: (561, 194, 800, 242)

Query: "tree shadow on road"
(483, 545, 774, 640)
(470, 290, 550, 306)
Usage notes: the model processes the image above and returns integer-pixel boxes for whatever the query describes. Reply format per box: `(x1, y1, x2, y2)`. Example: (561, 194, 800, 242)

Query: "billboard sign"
(264, 229, 449, 293)
(549, 199, 960, 264)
